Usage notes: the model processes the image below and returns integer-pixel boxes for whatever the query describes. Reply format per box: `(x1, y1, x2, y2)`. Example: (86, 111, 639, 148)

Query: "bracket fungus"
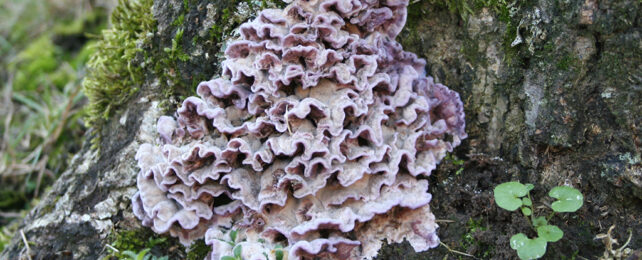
(132, 0, 467, 259)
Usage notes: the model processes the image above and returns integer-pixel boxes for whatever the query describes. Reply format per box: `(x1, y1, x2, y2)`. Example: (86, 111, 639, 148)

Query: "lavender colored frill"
(132, 0, 467, 259)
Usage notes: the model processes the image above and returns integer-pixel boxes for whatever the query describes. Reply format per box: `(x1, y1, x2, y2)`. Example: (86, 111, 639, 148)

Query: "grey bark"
(2, 0, 640, 259)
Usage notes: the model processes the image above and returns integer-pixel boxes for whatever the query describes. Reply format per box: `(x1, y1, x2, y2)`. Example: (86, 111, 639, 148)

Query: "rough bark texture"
(2, 0, 640, 259)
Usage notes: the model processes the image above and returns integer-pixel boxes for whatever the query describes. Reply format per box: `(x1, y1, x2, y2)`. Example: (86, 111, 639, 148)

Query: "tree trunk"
(2, 0, 640, 259)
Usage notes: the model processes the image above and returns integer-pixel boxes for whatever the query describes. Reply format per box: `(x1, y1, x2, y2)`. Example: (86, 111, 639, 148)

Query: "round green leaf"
(494, 182, 528, 211)
(510, 233, 547, 259)
(525, 183, 535, 191)
(537, 225, 563, 242)
(532, 216, 548, 227)
(510, 233, 527, 250)
(521, 207, 532, 216)
(549, 186, 583, 212)
(220, 256, 236, 260)
(522, 197, 532, 206)
(233, 244, 242, 258)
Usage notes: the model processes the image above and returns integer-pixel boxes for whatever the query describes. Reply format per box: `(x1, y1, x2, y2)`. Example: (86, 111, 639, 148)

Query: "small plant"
(103, 232, 170, 260)
(493, 182, 583, 259)
(459, 218, 491, 258)
(270, 244, 286, 260)
(444, 153, 465, 175)
(219, 230, 243, 260)
(0, 226, 12, 252)
(104, 247, 169, 260)
(217, 229, 287, 260)
(118, 248, 168, 260)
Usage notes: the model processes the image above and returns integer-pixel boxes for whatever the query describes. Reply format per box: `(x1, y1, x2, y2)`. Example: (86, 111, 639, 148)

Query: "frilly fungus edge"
(132, 0, 466, 259)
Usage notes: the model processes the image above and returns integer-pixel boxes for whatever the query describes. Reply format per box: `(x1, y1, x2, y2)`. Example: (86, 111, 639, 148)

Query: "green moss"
(556, 53, 578, 71)
(110, 229, 149, 252)
(459, 218, 493, 258)
(542, 42, 554, 52)
(107, 229, 171, 255)
(186, 239, 210, 260)
(424, 0, 513, 21)
(208, 0, 285, 41)
(153, 27, 193, 111)
(207, 7, 236, 41)
(82, 0, 155, 147)
(403, 0, 522, 68)
(461, 38, 485, 66)
(560, 251, 580, 260)
(163, 28, 190, 62)
(82, 0, 297, 149)
(106, 229, 220, 259)
(156, 0, 286, 113)
(404, 1, 426, 29)
(172, 14, 186, 27)
(500, 19, 523, 66)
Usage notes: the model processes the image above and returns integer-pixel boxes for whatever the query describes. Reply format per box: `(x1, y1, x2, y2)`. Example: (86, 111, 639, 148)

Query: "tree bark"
(2, 0, 640, 259)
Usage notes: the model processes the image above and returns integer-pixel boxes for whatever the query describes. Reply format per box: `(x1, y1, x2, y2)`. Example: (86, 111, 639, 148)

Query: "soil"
(2, 0, 640, 259)
(373, 0, 642, 258)
(378, 144, 642, 259)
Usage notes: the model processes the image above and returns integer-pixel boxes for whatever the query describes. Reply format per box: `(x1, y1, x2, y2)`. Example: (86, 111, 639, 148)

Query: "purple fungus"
(132, 0, 466, 259)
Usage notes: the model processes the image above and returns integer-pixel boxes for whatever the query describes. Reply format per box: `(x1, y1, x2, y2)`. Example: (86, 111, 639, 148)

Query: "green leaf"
(122, 250, 139, 259)
(537, 225, 563, 242)
(215, 238, 234, 246)
(12, 92, 44, 112)
(233, 244, 242, 258)
(136, 249, 150, 260)
(510, 233, 547, 259)
(525, 184, 535, 192)
(522, 197, 532, 206)
(494, 182, 528, 211)
(521, 207, 532, 216)
(148, 237, 167, 247)
(275, 249, 284, 260)
(221, 256, 237, 260)
(453, 158, 464, 165)
(532, 216, 547, 227)
(549, 186, 583, 212)
(229, 230, 238, 243)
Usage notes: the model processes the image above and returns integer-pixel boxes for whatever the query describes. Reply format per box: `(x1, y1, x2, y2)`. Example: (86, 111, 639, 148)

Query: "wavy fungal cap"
(132, 0, 467, 259)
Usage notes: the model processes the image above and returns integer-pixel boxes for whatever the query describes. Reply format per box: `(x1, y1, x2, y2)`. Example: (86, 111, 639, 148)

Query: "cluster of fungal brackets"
(132, 0, 467, 259)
